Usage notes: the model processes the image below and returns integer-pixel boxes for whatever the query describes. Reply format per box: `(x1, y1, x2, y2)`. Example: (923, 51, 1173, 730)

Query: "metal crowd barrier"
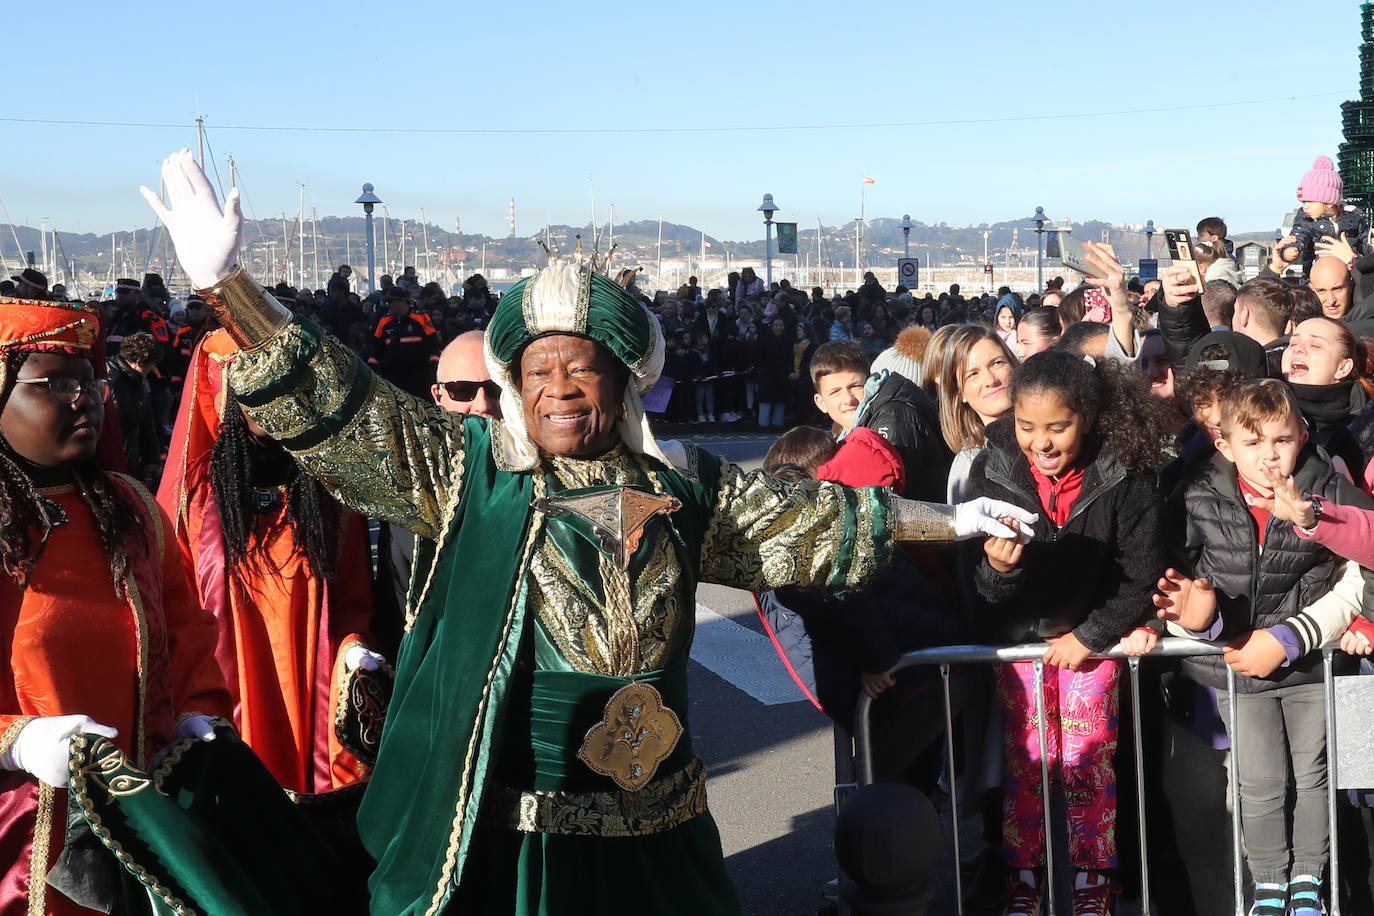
(849, 639, 1357, 916)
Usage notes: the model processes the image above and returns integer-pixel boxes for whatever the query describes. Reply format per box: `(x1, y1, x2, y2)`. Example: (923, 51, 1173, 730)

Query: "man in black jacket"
(1160, 268, 1291, 377)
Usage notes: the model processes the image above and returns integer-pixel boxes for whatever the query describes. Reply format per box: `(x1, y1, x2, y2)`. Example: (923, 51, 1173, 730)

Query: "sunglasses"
(15, 376, 112, 405)
(437, 379, 501, 402)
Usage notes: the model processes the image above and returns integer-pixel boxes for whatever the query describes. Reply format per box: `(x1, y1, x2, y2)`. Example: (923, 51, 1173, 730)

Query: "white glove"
(175, 715, 218, 743)
(0, 715, 118, 788)
(953, 497, 1038, 542)
(138, 149, 243, 289)
(344, 645, 387, 672)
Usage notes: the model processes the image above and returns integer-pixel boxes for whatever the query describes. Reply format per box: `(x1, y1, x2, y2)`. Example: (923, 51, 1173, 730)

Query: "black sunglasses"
(437, 379, 501, 402)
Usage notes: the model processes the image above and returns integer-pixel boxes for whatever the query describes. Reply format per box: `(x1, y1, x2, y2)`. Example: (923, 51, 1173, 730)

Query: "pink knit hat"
(1297, 156, 1343, 206)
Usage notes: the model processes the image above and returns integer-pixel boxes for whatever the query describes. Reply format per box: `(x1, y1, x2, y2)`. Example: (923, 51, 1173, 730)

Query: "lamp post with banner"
(758, 194, 779, 287)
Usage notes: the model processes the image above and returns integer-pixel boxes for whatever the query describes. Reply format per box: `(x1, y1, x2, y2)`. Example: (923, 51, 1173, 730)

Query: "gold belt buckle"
(577, 681, 683, 791)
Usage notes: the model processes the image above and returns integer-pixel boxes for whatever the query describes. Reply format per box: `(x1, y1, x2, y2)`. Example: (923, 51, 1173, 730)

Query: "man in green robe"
(142, 149, 1036, 915)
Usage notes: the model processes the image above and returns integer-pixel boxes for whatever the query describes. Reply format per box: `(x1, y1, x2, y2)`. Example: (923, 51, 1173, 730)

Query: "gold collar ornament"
(577, 681, 683, 791)
(533, 487, 681, 567)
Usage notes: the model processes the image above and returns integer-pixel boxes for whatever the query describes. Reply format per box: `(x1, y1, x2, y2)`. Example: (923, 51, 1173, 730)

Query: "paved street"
(682, 432, 841, 916)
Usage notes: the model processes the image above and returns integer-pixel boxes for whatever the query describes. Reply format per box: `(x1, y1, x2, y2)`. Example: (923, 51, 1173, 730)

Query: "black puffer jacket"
(850, 372, 952, 502)
(1176, 445, 1374, 693)
(965, 418, 1164, 652)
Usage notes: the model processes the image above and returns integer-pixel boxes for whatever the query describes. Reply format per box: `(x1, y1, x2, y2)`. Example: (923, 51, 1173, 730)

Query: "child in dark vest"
(1155, 379, 1374, 916)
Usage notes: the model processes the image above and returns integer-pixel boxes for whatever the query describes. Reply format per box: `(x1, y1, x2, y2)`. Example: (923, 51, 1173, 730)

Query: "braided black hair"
(210, 389, 337, 582)
(0, 350, 143, 595)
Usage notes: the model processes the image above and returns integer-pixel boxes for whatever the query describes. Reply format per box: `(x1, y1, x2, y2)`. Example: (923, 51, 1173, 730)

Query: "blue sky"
(0, 0, 1362, 242)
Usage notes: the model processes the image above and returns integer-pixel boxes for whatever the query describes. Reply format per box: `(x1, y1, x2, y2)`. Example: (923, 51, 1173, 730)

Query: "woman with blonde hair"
(933, 324, 1019, 501)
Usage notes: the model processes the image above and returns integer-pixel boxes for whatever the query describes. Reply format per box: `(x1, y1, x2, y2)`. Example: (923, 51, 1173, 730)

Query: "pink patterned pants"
(997, 657, 1120, 869)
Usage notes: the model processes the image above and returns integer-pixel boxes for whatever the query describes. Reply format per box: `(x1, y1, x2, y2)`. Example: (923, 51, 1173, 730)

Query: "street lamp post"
(900, 214, 913, 259)
(757, 193, 779, 287)
(1023, 206, 1050, 292)
(355, 183, 382, 294)
(1144, 219, 1156, 260)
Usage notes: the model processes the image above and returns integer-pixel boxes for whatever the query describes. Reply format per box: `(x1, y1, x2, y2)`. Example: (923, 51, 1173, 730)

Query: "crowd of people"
(2, 146, 1374, 916)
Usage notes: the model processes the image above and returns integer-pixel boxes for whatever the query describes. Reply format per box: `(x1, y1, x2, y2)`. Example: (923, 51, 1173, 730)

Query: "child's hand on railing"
(1119, 627, 1159, 656)
(1043, 633, 1092, 670)
(859, 670, 896, 699)
(1222, 630, 1287, 678)
(1153, 569, 1218, 632)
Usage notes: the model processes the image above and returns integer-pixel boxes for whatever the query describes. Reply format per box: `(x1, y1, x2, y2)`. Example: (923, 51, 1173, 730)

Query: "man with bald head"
(431, 330, 502, 419)
(1309, 255, 1355, 320)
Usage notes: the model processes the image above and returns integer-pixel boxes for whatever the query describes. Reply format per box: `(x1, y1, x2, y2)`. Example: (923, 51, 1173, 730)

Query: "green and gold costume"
(204, 262, 956, 915)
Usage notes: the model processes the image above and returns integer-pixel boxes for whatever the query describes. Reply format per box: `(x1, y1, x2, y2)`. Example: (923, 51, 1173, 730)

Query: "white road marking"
(691, 602, 807, 706)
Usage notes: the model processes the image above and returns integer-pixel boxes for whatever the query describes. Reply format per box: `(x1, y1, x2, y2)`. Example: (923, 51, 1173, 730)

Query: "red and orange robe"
(158, 330, 373, 795)
(0, 478, 230, 916)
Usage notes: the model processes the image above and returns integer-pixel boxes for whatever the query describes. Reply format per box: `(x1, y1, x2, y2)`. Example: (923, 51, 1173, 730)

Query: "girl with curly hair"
(964, 349, 1175, 915)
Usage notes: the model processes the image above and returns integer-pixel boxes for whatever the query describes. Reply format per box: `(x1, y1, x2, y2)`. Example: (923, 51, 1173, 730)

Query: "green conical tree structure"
(1340, 3, 1374, 211)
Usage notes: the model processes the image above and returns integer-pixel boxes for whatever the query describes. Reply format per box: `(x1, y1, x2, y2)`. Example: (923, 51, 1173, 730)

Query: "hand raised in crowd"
(1082, 240, 1137, 356)
(1271, 234, 1299, 271)
(1222, 629, 1287, 678)
(1315, 231, 1355, 266)
(1160, 265, 1200, 309)
(983, 521, 1025, 573)
(1340, 627, 1373, 657)
(859, 670, 896, 699)
(139, 149, 243, 290)
(1249, 468, 1316, 530)
(1119, 627, 1159, 656)
(1153, 568, 1218, 632)
(1043, 632, 1093, 670)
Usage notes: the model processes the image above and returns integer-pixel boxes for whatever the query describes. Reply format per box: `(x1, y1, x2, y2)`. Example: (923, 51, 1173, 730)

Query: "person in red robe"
(0, 296, 231, 915)
(158, 329, 381, 794)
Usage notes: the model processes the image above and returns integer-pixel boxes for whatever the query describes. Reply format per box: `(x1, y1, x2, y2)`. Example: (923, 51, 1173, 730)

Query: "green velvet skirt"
(448, 814, 741, 915)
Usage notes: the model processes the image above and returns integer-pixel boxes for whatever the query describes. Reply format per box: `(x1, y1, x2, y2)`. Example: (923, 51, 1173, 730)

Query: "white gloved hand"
(0, 715, 118, 788)
(953, 497, 1038, 542)
(344, 645, 387, 672)
(138, 149, 243, 289)
(175, 715, 218, 743)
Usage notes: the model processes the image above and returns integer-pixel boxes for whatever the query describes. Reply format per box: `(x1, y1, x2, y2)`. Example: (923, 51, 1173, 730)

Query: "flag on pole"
(861, 176, 875, 184)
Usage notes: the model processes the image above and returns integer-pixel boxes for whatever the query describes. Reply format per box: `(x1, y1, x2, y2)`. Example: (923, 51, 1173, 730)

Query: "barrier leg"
(1129, 657, 1150, 916)
(1227, 665, 1244, 916)
(1034, 660, 1057, 916)
(1324, 648, 1340, 916)
(940, 664, 964, 916)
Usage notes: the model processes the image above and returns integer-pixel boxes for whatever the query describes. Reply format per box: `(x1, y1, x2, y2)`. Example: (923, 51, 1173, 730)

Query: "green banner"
(775, 222, 798, 254)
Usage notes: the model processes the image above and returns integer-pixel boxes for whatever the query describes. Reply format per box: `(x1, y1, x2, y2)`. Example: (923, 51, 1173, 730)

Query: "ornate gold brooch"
(533, 487, 681, 567)
(577, 681, 683, 791)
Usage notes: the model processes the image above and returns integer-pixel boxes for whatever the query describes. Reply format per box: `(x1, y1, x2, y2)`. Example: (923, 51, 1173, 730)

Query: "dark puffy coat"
(1293, 206, 1370, 276)
(1155, 295, 1212, 369)
(1175, 445, 1374, 693)
(850, 372, 952, 502)
(965, 418, 1164, 653)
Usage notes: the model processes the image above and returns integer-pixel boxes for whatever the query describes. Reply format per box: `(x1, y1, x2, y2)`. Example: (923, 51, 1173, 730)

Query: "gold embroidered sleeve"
(225, 317, 464, 540)
(698, 456, 895, 593)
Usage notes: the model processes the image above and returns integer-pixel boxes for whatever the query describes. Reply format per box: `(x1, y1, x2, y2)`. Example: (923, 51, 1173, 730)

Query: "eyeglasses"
(15, 376, 112, 405)
(436, 379, 501, 402)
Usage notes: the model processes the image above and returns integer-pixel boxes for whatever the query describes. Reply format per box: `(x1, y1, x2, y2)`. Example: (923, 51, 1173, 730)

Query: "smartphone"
(1057, 232, 1093, 275)
(1165, 228, 1204, 288)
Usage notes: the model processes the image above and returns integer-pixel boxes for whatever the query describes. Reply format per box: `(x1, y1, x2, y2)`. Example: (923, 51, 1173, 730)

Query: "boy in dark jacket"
(1157, 379, 1374, 916)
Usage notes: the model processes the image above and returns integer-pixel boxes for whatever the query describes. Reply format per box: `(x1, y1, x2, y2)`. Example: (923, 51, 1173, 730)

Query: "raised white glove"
(138, 149, 243, 289)
(175, 715, 218, 743)
(0, 715, 118, 787)
(953, 497, 1038, 542)
(344, 645, 387, 672)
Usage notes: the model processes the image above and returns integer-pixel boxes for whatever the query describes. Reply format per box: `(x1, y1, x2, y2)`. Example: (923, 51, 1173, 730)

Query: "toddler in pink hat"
(1290, 155, 1369, 276)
